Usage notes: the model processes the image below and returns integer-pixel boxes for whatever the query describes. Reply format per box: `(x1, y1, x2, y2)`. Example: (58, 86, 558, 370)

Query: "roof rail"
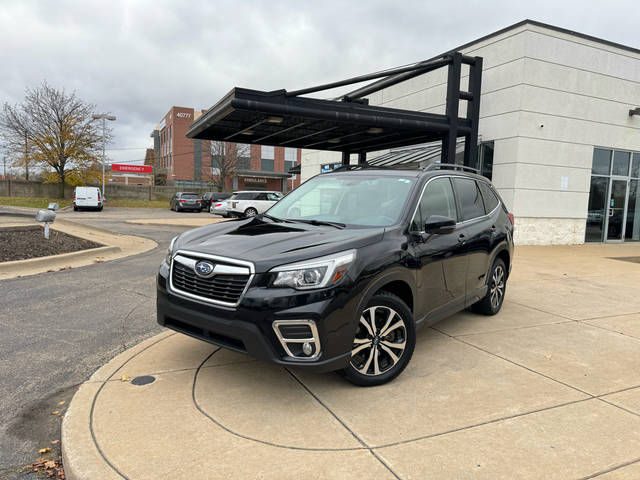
(328, 163, 394, 173)
(422, 163, 479, 173)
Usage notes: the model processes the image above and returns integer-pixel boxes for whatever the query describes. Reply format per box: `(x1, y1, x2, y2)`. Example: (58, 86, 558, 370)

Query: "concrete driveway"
(63, 243, 640, 480)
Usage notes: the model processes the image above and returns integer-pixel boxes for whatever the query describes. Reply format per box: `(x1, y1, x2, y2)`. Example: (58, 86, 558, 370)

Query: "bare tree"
(209, 142, 249, 192)
(0, 82, 108, 197)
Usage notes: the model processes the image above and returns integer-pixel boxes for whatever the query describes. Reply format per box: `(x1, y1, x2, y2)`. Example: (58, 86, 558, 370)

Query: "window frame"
(409, 176, 459, 232)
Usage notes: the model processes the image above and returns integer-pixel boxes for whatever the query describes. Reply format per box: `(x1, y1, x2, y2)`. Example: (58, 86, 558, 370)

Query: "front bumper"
(156, 264, 356, 373)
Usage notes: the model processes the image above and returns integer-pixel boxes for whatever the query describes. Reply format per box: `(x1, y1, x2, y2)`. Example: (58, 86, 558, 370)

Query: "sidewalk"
(63, 244, 640, 479)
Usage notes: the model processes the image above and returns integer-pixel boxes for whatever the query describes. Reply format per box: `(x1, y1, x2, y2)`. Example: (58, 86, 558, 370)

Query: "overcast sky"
(1, 0, 638, 165)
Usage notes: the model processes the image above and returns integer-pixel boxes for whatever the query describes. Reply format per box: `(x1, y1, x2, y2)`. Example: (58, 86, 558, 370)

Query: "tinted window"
(256, 193, 269, 201)
(612, 151, 631, 176)
(235, 193, 252, 200)
(182, 194, 199, 200)
(478, 181, 499, 213)
(411, 178, 457, 231)
(452, 177, 485, 221)
(592, 148, 611, 175)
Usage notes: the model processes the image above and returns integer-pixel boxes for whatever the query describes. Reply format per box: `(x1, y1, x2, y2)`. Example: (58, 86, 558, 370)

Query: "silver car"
(211, 192, 237, 217)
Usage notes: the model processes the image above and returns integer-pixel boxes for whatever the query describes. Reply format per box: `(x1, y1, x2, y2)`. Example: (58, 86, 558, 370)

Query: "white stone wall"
(300, 22, 640, 245)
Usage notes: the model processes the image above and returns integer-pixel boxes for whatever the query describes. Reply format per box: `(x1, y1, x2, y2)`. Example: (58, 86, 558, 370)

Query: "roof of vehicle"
(233, 190, 282, 194)
(177, 192, 199, 195)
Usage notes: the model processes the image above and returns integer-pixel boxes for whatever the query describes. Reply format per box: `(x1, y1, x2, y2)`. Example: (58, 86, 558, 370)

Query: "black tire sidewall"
(342, 292, 416, 386)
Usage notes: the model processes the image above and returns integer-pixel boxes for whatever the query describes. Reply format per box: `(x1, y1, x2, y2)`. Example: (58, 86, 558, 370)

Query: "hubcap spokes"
(350, 306, 406, 376)
(490, 265, 505, 309)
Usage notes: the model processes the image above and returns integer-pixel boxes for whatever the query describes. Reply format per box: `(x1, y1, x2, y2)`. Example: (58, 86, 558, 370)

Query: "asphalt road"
(0, 208, 208, 479)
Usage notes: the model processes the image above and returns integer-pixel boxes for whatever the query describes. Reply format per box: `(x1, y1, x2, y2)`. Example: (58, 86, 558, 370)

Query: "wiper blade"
(285, 219, 346, 229)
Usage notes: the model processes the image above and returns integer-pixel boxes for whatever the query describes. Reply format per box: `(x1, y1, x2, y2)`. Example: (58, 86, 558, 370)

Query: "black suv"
(157, 165, 514, 386)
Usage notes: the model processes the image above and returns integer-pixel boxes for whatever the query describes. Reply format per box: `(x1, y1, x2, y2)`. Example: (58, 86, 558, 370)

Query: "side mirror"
(425, 215, 456, 235)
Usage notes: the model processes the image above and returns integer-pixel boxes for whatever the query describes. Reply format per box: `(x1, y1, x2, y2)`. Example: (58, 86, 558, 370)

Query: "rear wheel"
(341, 292, 415, 387)
(244, 207, 258, 217)
(73, 204, 78, 211)
(472, 258, 507, 315)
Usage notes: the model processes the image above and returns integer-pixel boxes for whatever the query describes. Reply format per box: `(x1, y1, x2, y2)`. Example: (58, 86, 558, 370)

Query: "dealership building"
(301, 20, 640, 245)
(151, 106, 301, 191)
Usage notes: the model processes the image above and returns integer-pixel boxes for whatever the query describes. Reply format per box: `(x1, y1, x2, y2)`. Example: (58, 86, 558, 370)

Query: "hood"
(175, 217, 384, 272)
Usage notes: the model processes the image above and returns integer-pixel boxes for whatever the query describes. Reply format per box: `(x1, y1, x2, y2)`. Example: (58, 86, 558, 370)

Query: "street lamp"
(92, 113, 116, 198)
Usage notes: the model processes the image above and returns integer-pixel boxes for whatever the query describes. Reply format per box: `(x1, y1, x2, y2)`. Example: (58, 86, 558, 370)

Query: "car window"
(255, 193, 269, 201)
(266, 193, 280, 201)
(182, 194, 199, 200)
(452, 177, 485, 221)
(411, 177, 457, 231)
(478, 181, 499, 213)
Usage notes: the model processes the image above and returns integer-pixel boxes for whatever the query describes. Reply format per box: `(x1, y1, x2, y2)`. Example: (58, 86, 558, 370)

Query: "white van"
(74, 187, 103, 211)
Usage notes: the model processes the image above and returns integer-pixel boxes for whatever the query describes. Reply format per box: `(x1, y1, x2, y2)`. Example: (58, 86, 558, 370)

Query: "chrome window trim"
(169, 249, 255, 308)
(272, 319, 322, 360)
(409, 174, 500, 233)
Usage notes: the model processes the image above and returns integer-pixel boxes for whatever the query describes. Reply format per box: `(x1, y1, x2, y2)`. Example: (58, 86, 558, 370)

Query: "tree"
(209, 142, 249, 192)
(0, 82, 108, 197)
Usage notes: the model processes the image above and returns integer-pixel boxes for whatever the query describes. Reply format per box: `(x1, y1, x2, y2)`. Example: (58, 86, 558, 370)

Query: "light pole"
(92, 113, 116, 198)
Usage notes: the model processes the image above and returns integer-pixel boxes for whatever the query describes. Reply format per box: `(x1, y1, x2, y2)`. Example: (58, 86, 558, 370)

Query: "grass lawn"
(0, 197, 170, 209)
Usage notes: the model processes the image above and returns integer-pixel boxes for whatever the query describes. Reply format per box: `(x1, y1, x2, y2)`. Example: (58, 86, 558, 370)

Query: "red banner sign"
(111, 164, 153, 174)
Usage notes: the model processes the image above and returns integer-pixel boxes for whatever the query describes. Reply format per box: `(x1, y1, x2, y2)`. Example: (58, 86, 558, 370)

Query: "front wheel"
(472, 258, 507, 315)
(341, 291, 415, 387)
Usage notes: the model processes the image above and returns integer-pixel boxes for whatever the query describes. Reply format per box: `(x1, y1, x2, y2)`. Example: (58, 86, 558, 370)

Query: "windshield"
(267, 174, 416, 227)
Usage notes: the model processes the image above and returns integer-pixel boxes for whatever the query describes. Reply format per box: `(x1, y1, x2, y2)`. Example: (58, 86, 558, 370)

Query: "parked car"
(202, 192, 231, 211)
(158, 165, 514, 386)
(211, 192, 237, 217)
(73, 186, 103, 211)
(170, 192, 203, 212)
(227, 191, 283, 217)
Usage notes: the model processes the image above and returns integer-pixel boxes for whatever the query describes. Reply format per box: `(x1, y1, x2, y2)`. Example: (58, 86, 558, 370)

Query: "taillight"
(98, 192, 101, 201)
(508, 213, 514, 225)
(232, 202, 237, 208)
(215, 203, 222, 207)
(179, 200, 185, 203)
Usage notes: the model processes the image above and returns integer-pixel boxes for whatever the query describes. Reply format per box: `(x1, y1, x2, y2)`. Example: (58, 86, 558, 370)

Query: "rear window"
(181, 194, 199, 200)
(452, 177, 485, 221)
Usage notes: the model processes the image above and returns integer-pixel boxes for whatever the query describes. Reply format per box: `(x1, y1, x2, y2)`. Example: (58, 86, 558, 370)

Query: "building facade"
(301, 21, 640, 245)
(151, 106, 301, 191)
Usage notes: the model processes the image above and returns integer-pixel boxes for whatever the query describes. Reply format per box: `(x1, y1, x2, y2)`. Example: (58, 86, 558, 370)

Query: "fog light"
(302, 342, 313, 356)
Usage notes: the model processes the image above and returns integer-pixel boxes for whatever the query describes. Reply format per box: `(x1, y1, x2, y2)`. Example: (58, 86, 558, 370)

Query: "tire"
(98, 205, 103, 211)
(73, 204, 78, 212)
(341, 291, 416, 387)
(244, 207, 258, 217)
(472, 258, 507, 315)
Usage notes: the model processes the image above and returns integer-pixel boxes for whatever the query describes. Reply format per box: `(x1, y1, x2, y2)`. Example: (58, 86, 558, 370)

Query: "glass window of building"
(612, 151, 631, 176)
(632, 153, 640, 178)
(592, 148, 612, 175)
(284, 148, 296, 162)
(261, 145, 275, 159)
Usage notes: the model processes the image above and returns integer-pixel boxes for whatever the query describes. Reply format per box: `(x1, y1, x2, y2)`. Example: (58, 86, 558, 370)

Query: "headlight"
(271, 250, 356, 290)
(165, 235, 178, 264)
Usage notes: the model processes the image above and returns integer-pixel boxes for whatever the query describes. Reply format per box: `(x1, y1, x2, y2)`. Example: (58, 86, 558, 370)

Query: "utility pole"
(24, 133, 29, 182)
(92, 113, 116, 198)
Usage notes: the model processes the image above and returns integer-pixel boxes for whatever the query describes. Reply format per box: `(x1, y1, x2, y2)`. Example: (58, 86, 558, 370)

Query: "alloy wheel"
(350, 306, 407, 376)
(490, 264, 505, 309)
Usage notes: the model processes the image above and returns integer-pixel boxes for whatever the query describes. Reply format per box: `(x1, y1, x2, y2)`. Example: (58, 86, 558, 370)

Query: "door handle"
(490, 225, 497, 232)
(458, 233, 466, 243)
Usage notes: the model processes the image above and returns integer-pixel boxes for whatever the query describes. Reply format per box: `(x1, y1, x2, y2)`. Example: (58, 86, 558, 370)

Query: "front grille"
(171, 260, 250, 305)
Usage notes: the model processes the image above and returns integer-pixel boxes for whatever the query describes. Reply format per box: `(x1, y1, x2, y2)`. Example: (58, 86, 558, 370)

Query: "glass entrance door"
(605, 178, 628, 241)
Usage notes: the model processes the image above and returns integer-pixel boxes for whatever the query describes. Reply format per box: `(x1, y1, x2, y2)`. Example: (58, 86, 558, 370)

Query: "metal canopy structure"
(188, 52, 482, 167)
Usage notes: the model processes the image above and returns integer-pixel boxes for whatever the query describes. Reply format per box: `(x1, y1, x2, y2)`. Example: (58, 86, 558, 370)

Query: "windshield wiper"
(285, 219, 346, 229)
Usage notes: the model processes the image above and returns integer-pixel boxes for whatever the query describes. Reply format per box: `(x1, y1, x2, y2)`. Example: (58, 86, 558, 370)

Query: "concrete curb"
(62, 332, 173, 480)
(0, 245, 121, 276)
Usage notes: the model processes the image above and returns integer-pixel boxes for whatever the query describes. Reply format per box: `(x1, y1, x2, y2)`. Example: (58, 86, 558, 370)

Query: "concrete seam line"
(0, 246, 119, 273)
(577, 456, 640, 480)
(284, 369, 403, 480)
(191, 351, 364, 452)
(63, 332, 175, 480)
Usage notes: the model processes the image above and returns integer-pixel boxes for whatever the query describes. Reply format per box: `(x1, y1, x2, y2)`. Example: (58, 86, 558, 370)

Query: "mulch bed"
(0, 226, 102, 262)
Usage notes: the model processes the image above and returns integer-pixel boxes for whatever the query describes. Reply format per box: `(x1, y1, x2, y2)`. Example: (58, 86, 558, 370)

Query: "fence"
(0, 180, 222, 201)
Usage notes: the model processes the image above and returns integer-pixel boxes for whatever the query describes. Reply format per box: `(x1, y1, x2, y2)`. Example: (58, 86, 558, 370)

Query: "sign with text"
(111, 164, 153, 174)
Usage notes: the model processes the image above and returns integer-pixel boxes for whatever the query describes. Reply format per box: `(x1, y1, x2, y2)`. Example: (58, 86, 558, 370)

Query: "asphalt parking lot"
(3, 207, 640, 479)
(0, 206, 212, 479)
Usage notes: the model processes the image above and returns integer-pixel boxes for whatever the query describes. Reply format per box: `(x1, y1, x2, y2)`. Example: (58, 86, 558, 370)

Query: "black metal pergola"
(187, 52, 482, 168)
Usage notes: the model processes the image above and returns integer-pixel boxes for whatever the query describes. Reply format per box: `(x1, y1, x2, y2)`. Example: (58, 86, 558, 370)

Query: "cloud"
(1, 0, 638, 164)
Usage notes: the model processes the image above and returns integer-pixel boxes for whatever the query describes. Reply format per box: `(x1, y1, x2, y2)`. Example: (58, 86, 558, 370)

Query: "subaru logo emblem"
(194, 261, 215, 278)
